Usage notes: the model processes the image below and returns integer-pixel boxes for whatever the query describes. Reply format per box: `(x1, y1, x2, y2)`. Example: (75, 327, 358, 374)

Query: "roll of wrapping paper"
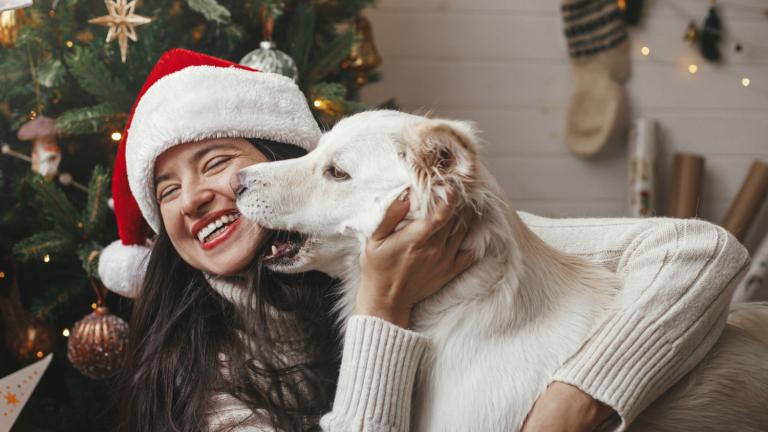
(666, 153, 705, 218)
(731, 231, 768, 302)
(628, 118, 657, 217)
(721, 160, 768, 242)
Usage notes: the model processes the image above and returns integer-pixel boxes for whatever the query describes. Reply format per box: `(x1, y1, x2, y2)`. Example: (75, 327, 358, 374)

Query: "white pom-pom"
(97, 239, 151, 298)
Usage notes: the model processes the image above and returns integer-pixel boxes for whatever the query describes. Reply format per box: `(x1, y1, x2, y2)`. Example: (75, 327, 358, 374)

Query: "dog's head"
(236, 110, 480, 275)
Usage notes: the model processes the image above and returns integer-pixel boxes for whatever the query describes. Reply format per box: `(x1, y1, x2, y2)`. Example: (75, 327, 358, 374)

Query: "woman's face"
(154, 137, 270, 276)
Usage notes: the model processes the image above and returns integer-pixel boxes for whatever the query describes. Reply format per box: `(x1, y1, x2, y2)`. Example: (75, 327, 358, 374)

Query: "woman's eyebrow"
(153, 142, 241, 187)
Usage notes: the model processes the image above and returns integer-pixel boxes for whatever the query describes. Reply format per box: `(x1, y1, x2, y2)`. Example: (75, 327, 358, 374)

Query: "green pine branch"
(13, 229, 73, 262)
(56, 103, 118, 136)
(185, 0, 232, 25)
(30, 176, 81, 236)
(64, 46, 133, 111)
(77, 242, 102, 278)
(82, 165, 110, 240)
(305, 29, 355, 86)
(30, 276, 87, 321)
(286, 1, 316, 77)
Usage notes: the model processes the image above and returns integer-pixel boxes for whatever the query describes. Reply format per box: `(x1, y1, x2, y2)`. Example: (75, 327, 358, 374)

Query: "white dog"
(236, 110, 768, 431)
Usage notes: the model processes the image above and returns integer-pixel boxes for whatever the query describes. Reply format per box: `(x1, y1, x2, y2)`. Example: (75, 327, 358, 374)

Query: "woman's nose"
(180, 185, 215, 218)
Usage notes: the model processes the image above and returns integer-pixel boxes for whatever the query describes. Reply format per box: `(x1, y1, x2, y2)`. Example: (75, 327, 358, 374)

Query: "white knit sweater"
(206, 211, 750, 431)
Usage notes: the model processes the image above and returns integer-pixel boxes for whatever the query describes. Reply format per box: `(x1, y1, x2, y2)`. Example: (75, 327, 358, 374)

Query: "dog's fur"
(236, 110, 768, 431)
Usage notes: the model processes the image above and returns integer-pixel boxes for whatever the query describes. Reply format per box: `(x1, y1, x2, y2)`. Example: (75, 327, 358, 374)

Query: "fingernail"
(398, 188, 410, 202)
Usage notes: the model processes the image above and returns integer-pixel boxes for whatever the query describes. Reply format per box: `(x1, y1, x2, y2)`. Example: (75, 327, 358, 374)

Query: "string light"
(0, 271, 5, 279)
(640, 46, 650, 56)
(62, 328, 70, 337)
(688, 64, 698, 74)
(110, 131, 122, 141)
(312, 99, 323, 108)
(36, 351, 44, 358)
(741, 77, 751, 87)
(65, 40, 73, 48)
(91, 302, 97, 310)
(43, 254, 51, 263)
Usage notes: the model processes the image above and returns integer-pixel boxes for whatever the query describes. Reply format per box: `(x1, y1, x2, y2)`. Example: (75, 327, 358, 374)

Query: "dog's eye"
(324, 165, 351, 181)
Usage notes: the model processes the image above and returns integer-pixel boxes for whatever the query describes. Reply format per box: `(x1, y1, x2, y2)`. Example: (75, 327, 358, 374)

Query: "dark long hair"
(118, 139, 341, 432)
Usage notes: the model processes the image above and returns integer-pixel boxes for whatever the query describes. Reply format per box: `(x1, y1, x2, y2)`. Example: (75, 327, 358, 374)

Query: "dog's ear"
(403, 119, 478, 197)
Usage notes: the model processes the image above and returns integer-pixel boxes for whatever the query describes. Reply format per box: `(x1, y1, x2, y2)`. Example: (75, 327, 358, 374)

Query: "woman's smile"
(192, 209, 243, 250)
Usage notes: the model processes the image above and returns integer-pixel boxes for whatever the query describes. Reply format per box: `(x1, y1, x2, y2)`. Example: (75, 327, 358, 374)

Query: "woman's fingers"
(371, 189, 411, 242)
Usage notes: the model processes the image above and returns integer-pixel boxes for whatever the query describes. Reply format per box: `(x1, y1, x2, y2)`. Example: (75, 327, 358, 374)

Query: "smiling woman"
(98, 49, 473, 432)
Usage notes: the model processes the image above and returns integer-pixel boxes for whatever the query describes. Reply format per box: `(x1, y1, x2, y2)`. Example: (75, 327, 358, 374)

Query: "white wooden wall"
(360, 0, 768, 299)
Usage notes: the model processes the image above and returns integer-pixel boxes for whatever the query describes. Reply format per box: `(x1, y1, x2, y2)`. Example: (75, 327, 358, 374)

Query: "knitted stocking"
(561, 0, 630, 157)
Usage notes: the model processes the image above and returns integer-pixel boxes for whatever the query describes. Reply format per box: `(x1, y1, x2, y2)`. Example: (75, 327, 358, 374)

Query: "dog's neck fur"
(337, 164, 615, 343)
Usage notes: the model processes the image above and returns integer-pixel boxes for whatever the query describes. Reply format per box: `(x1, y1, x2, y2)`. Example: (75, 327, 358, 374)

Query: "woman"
(100, 49, 749, 432)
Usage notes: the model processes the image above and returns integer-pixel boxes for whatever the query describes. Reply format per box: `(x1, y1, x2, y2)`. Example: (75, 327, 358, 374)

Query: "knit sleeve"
(319, 315, 429, 432)
(550, 219, 750, 431)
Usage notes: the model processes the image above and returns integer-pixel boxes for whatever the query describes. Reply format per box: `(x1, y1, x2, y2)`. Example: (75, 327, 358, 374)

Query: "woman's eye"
(158, 185, 179, 201)
(324, 165, 350, 181)
(205, 156, 232, 172)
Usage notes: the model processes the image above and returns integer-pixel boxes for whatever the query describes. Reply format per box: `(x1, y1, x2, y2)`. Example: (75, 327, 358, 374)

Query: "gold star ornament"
(89, 0, 151, 63)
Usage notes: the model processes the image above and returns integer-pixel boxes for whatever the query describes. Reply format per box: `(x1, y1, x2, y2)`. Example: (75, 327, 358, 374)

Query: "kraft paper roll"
(667, 153, 705, 218)
(721, 160, 768, 242)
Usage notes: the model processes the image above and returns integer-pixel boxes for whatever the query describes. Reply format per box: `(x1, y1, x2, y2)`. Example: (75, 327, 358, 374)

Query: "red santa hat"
(97, 48, 321, 298)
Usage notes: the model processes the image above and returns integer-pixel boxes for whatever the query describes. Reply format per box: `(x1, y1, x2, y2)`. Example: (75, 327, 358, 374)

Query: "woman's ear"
(403, 119, 479, 205)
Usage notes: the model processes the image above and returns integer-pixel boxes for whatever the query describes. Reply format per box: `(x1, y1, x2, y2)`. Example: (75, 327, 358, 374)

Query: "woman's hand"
(521, 382, 616, 432)
(356, 189, 475, 328)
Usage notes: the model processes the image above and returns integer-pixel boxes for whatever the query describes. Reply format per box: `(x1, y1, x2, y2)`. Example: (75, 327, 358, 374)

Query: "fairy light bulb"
(111, 131, 122, 141)
(43, 254, 51, 263)
(65, 40, 74, 48)
(688, 64, 698, 74)
(91, 302, 98, 310)
(62, 328, 70, 337)
(313, 99, 323, 108)
(741, 77, 750, 87)
(640, 46, 650, 56)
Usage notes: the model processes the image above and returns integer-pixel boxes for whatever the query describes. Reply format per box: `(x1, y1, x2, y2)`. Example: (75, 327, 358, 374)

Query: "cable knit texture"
(205, 211, 749, 431)
(518, 212, 750, 431)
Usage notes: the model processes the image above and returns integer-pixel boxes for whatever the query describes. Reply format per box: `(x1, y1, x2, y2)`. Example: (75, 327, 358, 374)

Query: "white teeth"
(271, 245, 278, 255)
(197, 212, 239, 243)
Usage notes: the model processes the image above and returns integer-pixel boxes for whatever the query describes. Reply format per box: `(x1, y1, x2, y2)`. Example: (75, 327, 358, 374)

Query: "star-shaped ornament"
(89, 0, 151, 63)
(4, 392, 18, 406)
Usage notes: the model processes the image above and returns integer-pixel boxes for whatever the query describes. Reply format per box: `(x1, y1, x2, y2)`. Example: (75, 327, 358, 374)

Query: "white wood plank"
(399, 105, 768, 156)
(366, 8, 768, 65)
(361, 60, 768, 110)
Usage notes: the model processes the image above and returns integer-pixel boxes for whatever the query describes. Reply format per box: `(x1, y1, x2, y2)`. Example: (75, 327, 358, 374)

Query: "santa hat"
(98, 48, 321, 298)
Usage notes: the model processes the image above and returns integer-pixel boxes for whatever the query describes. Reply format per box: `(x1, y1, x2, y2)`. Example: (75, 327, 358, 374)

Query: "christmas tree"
(0, 0, 383, 429)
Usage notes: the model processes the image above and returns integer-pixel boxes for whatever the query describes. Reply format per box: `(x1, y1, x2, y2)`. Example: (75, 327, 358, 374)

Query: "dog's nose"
(230, 172, 247, 197)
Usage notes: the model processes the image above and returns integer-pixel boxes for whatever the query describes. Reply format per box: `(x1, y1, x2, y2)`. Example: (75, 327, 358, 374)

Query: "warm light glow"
(742, 77, 751, 87)
(640, 46, 650, 56)
(36, 351, 44, 358)
(688, 64, 698, 74)
(111, 131, 122, 141)
(43, 254, 50, 263)
(91, 302, 98, 310)
(313, 99, 323, 108)
(29, 110, 37, 119)
(65, 40, 74, 48)
(0, 271, 5, 279)
(62, 328, 70, 337)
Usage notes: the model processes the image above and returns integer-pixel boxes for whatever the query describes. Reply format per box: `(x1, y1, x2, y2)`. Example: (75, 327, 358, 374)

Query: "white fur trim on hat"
(98, 239, 151, 298)
(126, 66, 321, 232)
